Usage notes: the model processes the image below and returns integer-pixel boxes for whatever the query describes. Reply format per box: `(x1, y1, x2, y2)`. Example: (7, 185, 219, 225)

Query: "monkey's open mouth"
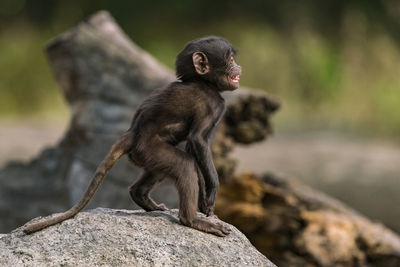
(231, 75, 240, 83)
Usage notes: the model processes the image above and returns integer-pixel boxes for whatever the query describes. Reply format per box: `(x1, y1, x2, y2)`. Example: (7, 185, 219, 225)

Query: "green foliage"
(372, 83, 400, 135)
(0, 25, 67, 119)
(293, 31, 343, 103)
(1, 1, 400, 138)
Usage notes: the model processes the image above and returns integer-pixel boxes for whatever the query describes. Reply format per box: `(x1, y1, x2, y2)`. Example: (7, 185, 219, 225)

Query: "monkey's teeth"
(232, 75, 240, 82)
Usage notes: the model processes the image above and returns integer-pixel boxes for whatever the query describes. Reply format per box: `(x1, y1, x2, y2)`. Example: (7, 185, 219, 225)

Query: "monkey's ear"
(192, 52, 210, 75)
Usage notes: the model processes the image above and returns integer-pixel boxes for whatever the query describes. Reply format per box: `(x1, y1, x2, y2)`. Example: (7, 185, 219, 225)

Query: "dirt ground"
(0, 121, 67, 166)
(1, 122, 399, 233)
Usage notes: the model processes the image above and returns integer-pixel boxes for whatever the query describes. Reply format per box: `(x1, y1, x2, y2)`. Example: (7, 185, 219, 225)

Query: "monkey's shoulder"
(164, 82, 224, 108)
(139, 82, 224, 122)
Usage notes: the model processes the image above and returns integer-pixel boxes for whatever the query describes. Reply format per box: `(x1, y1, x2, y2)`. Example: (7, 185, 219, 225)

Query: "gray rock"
(0, 208, 275, 267)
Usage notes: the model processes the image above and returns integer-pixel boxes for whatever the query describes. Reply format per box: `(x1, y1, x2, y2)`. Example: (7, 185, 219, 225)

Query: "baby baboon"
(24, 36, 241, 237)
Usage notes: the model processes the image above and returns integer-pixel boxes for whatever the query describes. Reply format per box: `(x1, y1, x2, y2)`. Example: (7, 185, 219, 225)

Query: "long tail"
(23, 132, 132, 234)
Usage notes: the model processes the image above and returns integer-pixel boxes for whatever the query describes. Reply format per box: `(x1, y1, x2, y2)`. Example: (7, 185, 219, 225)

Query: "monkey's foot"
(154, 203, 168, 211)
(182, 218, 231, 237)
(141, 202, 168, 212)
(131, 193, 168, 212)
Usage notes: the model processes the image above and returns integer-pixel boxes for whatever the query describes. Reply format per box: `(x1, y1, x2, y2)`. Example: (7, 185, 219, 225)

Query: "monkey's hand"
(198, 199, 208, 215)
(199, 201, 217, 218)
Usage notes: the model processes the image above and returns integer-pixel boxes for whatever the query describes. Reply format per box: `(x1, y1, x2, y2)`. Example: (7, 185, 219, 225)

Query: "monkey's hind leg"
(129, 171, 168, 211)
(134, 142, 230, 236)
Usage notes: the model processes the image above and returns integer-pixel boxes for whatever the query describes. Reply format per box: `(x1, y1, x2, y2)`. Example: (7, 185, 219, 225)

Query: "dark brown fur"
(24, 36, 241, 237)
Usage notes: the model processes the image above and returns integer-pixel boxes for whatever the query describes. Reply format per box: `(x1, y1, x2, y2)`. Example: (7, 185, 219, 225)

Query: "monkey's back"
(129, 82, 207, 146)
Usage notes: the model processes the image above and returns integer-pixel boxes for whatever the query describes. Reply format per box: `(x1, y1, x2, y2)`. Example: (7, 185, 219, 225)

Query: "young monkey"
(24, 36, 242, 237)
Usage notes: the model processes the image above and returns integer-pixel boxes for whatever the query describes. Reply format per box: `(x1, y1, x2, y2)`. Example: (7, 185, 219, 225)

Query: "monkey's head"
(176, 36, 242, 91)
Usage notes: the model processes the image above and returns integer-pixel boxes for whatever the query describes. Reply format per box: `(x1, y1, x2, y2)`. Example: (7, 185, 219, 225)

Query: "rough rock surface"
(0, 11, 278, 232)
(0, 208, 275, 267)
(215, 174, 400, 267)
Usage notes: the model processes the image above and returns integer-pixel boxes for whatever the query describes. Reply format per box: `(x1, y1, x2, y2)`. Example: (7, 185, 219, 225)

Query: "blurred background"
(0, 0, 399, 232)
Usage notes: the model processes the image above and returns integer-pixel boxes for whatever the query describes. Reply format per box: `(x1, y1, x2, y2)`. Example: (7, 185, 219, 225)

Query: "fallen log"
(215, 173, 400, 266)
